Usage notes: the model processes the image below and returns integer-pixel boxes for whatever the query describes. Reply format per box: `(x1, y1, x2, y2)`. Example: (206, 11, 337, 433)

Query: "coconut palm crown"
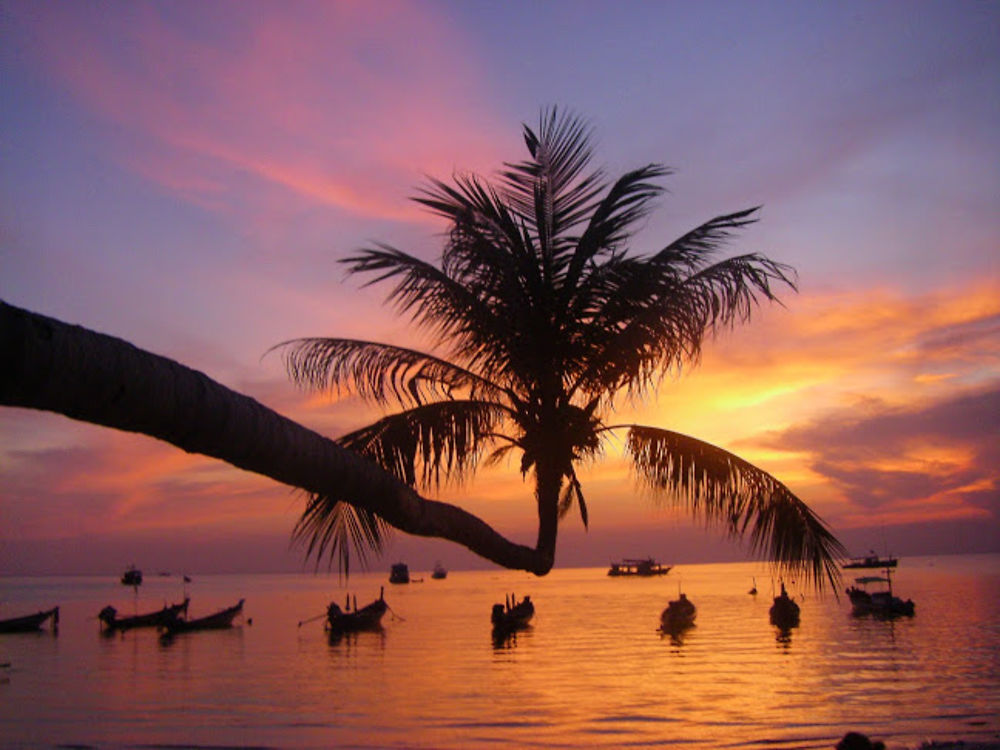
(278, 108, 845, 589)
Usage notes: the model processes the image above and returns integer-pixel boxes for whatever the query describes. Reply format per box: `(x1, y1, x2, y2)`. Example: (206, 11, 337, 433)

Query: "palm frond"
(273, 338, 502, 408)
(292, 494, 391, 576)
(340, 400, 510, 490)
(626, 426, 845, 591)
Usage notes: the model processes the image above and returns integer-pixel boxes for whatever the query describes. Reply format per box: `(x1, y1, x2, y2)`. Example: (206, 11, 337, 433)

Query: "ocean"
(1, 555, 998, 749)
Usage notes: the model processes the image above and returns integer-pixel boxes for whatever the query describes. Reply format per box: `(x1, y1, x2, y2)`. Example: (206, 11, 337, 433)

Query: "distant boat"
(659, 592, 696, 634)
(846, 568, 915, 618)
(0, 606, 59, 634)
(431, 562, 448, 580)
(160, 599, 244, 635)
(769, 583, 800, 629)
(843, 551, 898, 569)
(326, 589, 388, 634)
(491, 594, 534, 636)
(99, 598, 189, 632)
(607, 558, 672, 577)
(748, 577, 758, 596)
(121, 565, 143, 586)
(389, 563, 410, 584)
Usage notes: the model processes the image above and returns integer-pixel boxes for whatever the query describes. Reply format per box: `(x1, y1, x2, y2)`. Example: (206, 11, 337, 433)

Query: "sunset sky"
(2, 1, 997, 575)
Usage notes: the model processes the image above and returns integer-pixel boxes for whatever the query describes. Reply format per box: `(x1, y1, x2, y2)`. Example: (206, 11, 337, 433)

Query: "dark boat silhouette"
(326, 589, 388, 634)
(121, 565, 143, 586)
(607, 558, 671, 577)
(0, 606, 59, 634)
(99, 599, 189, 632)
(659, 592, 696, 634)
(491, 594, 534, 638)
(160, 599, 244, 635)
(389, 563, 410, 584)
(769, 583, 800, 629)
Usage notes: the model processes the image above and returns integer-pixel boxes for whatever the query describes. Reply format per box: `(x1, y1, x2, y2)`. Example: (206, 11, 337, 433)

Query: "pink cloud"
(18, 1, 508, 224)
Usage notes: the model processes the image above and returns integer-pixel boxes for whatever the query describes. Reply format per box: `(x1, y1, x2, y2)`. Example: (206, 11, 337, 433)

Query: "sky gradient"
(2, 1, 998, 575)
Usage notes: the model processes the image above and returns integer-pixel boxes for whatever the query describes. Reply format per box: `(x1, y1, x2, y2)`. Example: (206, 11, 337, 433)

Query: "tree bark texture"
(0, 301, 548, 574)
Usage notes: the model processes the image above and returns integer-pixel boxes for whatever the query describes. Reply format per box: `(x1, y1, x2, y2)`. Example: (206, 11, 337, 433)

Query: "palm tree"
(278, 108, 845, 589)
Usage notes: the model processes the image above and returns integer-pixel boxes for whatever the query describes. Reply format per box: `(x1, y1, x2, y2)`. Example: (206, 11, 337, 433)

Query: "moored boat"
(846, 569, 914, 618)
(843, 551, 898, 569)
(769, 583, 800, 629)
(121, 565, 143, 586)
(0, 606, 59, 634)
(326, 589, 388, 634)
(389, 562, 410, 584)
(607, 558, 671, 577)
(431, 561, 447, 580)
(491, 594, 534, 635)
(160, 599, 244, 635)
(99, 598, 189, 632)
(659, 592, 696, 634)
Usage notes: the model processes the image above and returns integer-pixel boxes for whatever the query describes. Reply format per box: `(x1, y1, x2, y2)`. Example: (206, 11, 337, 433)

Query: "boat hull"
(161, 600, 244, 634)
(0, 607, 59, 634)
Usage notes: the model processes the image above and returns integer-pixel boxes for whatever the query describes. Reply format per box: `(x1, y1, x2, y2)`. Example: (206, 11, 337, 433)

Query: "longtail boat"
(326, 589, 388, 634)
(99, 598, 189, 632)
(161, 599, 244, 635)
(0, 606, 59, 634)
(121, 565, 143, 586)
(769, 583, 800, 629)
(491, 594, 534, 636)
(389, 562, 410, 584)
(659, 592, 697, 634)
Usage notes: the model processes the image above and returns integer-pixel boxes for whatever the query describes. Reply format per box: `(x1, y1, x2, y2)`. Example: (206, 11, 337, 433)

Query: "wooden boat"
(843, 552, 898, 569)
(99, 598, 189, 632)
(389, 562, 410, 584)
(161, 599, 244, 635)
(769, 583, 800, 629)
(491, 594, 534, 635)
(121, 565, 143, 586)
(847, 570, 914, 618)
(431, 561, 448, 580)
(0, 606, 59, 634)
(607, 558, 671, 577)
(659, 593, 696, 633)
(326, 589, 388, 634)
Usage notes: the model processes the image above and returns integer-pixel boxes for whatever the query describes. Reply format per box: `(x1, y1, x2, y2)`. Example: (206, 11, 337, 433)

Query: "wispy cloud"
(16, 1, 507, 224)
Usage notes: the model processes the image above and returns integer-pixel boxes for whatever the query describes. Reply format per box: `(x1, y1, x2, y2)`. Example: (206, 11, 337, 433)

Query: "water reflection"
(327, 627, 386, 649)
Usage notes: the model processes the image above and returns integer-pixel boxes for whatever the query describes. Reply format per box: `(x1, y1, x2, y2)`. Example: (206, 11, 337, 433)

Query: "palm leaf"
(292, 494, 391, 576)
(274, 338, 503, 408)
(340, 400, 510, 489)
(626, 425, 845, 590)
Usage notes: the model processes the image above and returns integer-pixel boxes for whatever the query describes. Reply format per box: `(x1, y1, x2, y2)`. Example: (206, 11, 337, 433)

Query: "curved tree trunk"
(0, 300, 550, 575)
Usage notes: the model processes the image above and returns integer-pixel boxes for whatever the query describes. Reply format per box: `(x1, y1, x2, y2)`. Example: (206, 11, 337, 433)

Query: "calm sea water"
(1, 555, 998, 749)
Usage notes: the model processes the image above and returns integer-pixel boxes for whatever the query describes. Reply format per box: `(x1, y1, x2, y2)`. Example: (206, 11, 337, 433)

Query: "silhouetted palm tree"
(279, 108, 845, 587)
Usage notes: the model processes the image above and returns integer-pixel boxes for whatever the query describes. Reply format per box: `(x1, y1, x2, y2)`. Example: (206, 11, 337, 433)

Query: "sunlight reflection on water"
(1, 555, 998, 748)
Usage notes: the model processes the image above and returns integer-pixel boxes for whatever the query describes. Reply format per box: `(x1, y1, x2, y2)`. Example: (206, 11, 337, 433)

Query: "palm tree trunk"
(0, 300, 550, 574)
(533, 457, 562, 574)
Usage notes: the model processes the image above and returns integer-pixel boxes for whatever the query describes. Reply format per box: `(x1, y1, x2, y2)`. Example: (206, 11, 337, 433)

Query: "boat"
(748, 578, 758, 596)
(121, 565, 143, 586)
(846, 569, 915, 618)
(769, 583, 800, 629)
(491, 594, 534, 635)
(389, 562, 410, 584)
(98, 598, 189, 632)
(326, 589, 388, 634)
(607, 558, 672, 577)
(160, 599, 244, 635)
(431, 561, 448, 580)
(843, 551, 898, 569)
(659, 592, 696, 634)
(0, 606, 59, 634)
